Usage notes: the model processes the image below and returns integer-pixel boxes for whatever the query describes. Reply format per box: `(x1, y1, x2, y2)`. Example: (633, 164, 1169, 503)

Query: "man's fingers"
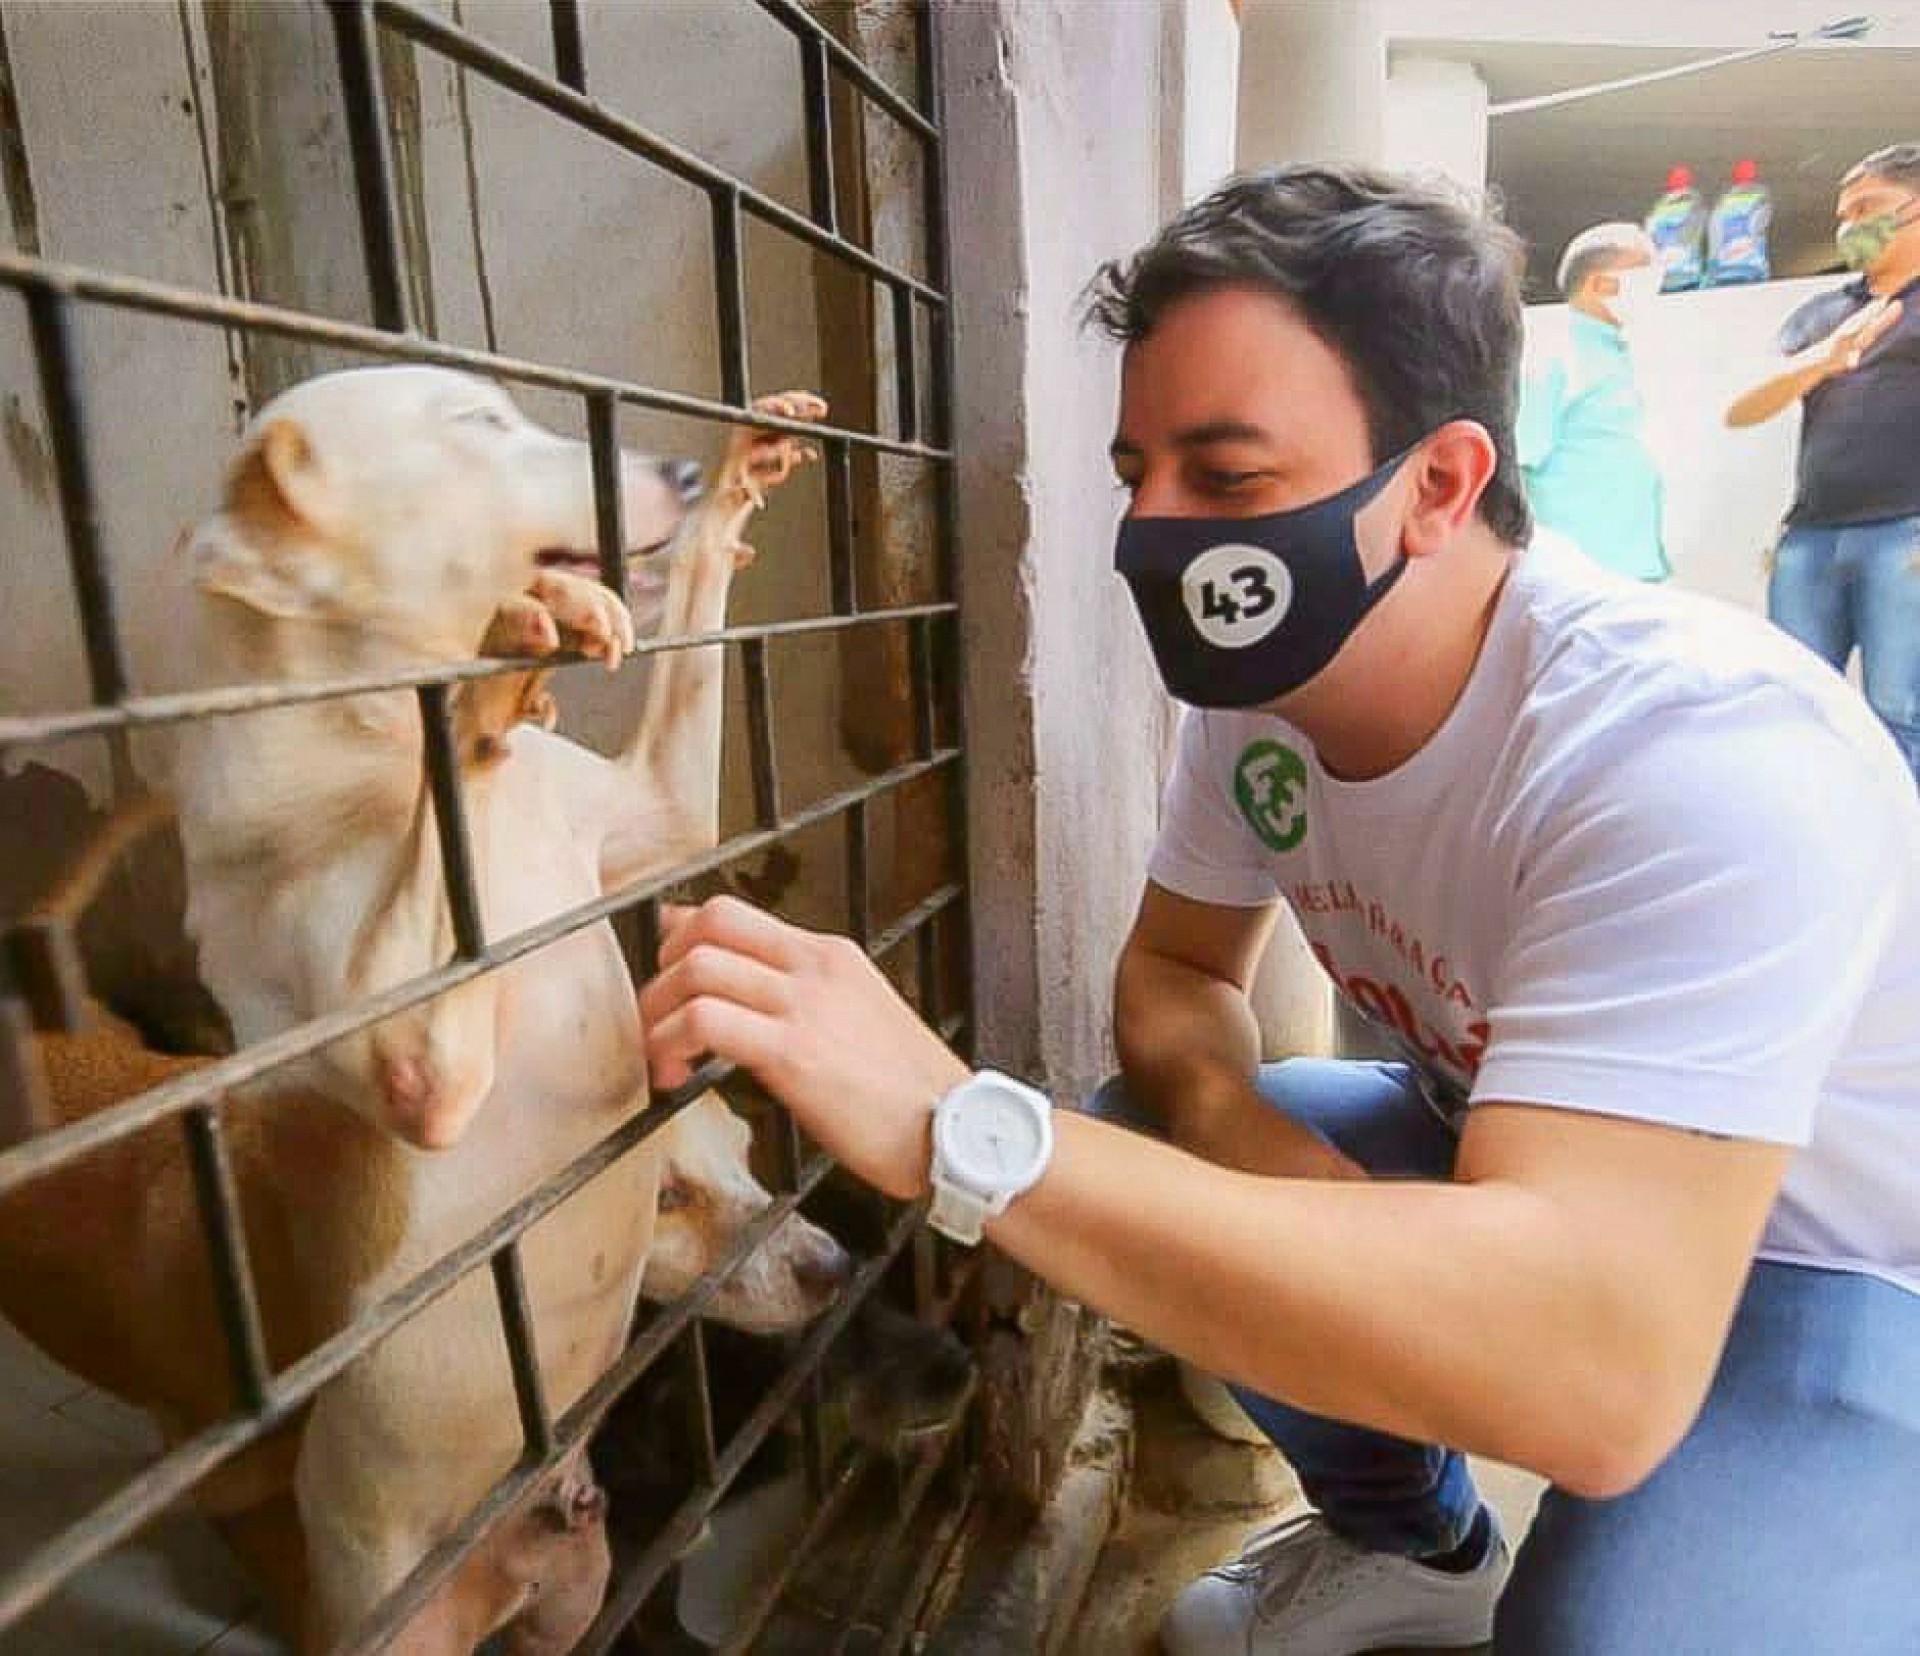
(646, 995, 786, 1093)
(657, 894, 809, 973)
(638, 941, 792, 1033)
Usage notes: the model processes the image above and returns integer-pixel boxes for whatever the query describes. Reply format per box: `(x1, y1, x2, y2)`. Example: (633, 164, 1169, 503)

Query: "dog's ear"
(236, 418, 336, 537)
(191, 419, 353, 619)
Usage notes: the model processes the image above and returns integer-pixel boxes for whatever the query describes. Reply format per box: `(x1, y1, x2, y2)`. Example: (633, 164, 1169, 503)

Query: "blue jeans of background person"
(1769, 515, 1920, 786)
(1085, 1058, 1920, 1653)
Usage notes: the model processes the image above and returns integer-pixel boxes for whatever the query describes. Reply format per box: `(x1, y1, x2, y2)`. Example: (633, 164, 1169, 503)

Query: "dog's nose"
(793, 1233, 855, 1299)
(660, 458, 703, 501)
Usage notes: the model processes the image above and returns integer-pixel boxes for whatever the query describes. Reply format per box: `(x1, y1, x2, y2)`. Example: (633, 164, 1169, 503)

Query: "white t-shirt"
(1149, 534, 1920, 1293)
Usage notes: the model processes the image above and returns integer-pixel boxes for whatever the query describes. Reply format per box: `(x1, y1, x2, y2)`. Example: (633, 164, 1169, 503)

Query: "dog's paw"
(718, 390, 827, 525)
(526, 569, 635, 672)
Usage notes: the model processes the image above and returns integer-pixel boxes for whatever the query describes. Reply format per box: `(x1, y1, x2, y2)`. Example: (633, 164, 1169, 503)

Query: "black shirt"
(1781, 274, 1920, 527)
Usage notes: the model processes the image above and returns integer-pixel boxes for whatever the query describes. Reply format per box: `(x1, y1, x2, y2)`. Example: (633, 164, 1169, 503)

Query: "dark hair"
(1843, 142, 1920, 193)
(1083, 163, 1532, 547)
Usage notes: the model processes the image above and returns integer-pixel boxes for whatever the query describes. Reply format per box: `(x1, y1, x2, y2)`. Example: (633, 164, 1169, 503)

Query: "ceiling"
(1397, 38, 1920, 294)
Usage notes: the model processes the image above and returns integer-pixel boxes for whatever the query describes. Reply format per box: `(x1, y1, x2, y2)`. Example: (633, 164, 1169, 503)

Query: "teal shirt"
(1517, 313, 1670, 582)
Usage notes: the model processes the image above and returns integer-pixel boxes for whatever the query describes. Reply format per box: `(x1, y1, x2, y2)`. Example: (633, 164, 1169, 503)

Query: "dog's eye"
(457, 406, 515, 432)
(657, 1180, 694, 1213)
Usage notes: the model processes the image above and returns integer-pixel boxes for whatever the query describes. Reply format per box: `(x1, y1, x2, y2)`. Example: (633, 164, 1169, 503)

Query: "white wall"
(1522, 277, 1829, 614)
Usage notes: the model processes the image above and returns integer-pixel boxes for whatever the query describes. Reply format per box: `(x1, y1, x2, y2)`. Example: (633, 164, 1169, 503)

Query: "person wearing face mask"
(639, 165, 1920, 1655)
(1515, 222, 1670, 582)
(1727, 142, 1920, 786)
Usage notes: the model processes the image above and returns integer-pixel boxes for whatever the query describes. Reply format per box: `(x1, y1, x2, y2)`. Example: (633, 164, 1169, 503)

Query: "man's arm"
(1114, 883, 1360, 1179)
(990, 1100, 1786, 1498)
(1724, 296, 1903, 428)
(639, 896, 1788, 1499)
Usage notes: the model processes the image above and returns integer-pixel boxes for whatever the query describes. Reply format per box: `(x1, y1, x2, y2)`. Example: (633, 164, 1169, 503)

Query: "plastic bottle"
(1707, 159, 1773, 285)
(1645, 165, 1707, 292)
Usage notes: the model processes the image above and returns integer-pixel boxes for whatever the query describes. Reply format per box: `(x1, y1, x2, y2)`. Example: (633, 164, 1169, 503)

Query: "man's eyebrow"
(1109, 420, 1275, 459)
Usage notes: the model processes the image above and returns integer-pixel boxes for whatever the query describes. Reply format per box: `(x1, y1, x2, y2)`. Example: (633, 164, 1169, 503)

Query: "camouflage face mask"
(1837, 200, 1920, 272)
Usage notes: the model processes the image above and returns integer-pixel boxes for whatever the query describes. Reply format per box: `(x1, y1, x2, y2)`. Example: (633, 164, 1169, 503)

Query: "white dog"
(168, 365, 826, 1652)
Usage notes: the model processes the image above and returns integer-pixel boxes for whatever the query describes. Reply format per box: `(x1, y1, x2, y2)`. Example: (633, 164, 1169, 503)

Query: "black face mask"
(1113, 448, 1414, 708)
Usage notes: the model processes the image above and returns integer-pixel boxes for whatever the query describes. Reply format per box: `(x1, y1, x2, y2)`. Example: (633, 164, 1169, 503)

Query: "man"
(1516, 222, 1670, 581)
(642, 166, 1920, 1653)
(1727, 142, 1920, 786)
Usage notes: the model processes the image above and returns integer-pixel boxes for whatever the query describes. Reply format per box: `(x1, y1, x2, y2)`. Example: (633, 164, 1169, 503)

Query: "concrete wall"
(1523, 277, 1827, 615)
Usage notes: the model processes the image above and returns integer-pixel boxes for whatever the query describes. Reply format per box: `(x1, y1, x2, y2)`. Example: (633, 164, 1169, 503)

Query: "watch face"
(938, 1082, 1047, 1189)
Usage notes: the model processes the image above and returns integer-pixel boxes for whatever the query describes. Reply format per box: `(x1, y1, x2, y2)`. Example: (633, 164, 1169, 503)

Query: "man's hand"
(1819, 295, 1903, 379)
(639, 896, 969, 1199)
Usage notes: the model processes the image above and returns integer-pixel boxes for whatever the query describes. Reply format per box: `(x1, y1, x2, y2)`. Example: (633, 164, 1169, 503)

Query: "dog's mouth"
(533, 535, 676, 580)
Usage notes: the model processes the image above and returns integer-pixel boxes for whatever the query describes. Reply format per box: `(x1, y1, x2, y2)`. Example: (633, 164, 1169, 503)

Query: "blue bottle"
(1645, 165, 1707, 292)
(1707, 159, 1773, 285)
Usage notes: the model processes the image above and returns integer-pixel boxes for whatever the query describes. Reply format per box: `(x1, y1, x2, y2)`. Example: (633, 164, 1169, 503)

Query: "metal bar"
(845, 796, 871, 945)
(418, 684, 486, 959)
(587, 389, 627, 594)
(741, 637, 782, 829)
(573, 1199, 925, 1656)
(877, 1464, 980, 1656)
(868, 882, 960, 965)
(800, 31, 837, 234)
(800, 1363, 827, 1502)
(825, 435, 857, 613)
(717, 1442, 871, 1654)
(0, 995, 51, 1147)
(491, 1243, 554, 1462)
(0, 1065, 723, 1634)
(751, 0, 939, 145)
(0, 749, 958, 1197)
(0, 602, 957, 750)
(710, 185, 750, 407)
(909, 612, 937, 758)
(25, 289, 131, 709)
(548, 0, 585, 91)
(372, 0, 943, 306)
(826, 1376, 979, 1656)
(182, 1105, 273, 1415)
(329, 0, 412, 333)
(682, 1321, 719, 1486)
(0, 255, 951, 462)
(892, 282, 919, 445)
(344, 1147, 840, 1656)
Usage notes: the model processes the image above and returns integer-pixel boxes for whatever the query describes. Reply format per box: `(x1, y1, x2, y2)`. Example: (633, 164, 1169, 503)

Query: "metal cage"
(0, 2, 976, 1649)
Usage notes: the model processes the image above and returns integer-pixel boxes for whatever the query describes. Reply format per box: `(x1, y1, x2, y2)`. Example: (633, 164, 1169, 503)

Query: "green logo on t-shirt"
(1233, 739, 1309, 853)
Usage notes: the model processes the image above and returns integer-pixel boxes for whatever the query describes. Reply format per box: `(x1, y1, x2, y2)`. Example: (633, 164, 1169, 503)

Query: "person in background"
(1727, 142, 1920, 787)
(1517, 222, 1671, 582)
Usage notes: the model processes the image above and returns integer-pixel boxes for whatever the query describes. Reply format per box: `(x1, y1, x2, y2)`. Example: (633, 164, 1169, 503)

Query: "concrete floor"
(0, 1318, 282, 1655)
(1063, 1363, 1546, 1656)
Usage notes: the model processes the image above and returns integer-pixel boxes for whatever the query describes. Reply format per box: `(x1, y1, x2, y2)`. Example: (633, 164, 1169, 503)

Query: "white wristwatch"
(927, 1069, 1055, 1246)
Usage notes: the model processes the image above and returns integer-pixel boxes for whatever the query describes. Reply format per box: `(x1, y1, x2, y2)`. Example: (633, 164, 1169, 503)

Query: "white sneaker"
(1160, 1509, 1509, 1656)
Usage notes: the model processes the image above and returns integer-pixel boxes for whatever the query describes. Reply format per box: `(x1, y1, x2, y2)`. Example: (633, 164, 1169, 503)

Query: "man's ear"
(190, 418, 348, 619)
(1400, 420, 1497, 559)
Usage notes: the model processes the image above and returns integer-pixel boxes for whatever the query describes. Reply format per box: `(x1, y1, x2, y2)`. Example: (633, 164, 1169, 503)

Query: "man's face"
(1109, 285, 1403, 577)
(1837, 173, 1920, 272)
(1583, 246, 1652, 307)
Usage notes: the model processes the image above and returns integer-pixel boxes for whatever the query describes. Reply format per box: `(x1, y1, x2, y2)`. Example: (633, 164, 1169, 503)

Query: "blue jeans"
(1769, 515, 1920, 786)
(1086, 1059, 1920, 1652)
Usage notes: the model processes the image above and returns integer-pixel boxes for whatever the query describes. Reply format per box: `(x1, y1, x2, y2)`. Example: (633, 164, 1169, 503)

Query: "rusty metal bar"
(752, 0, 939, 146)
(417, 683, 486, 959)
(183, 1103, 273, 1416)
(24, 289, 131, 711)
(0, 747, 957, 1199)
(588, 388, 627, 595)
(0, 255, 950, 463)
(0, 601, 956, 752)
(330, 0, 412, 333)
(491, 1242, 554, 1463)
(373, 0, 941, 306)
(549, 0, 585, 91)
(741, 636, 782, 829)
